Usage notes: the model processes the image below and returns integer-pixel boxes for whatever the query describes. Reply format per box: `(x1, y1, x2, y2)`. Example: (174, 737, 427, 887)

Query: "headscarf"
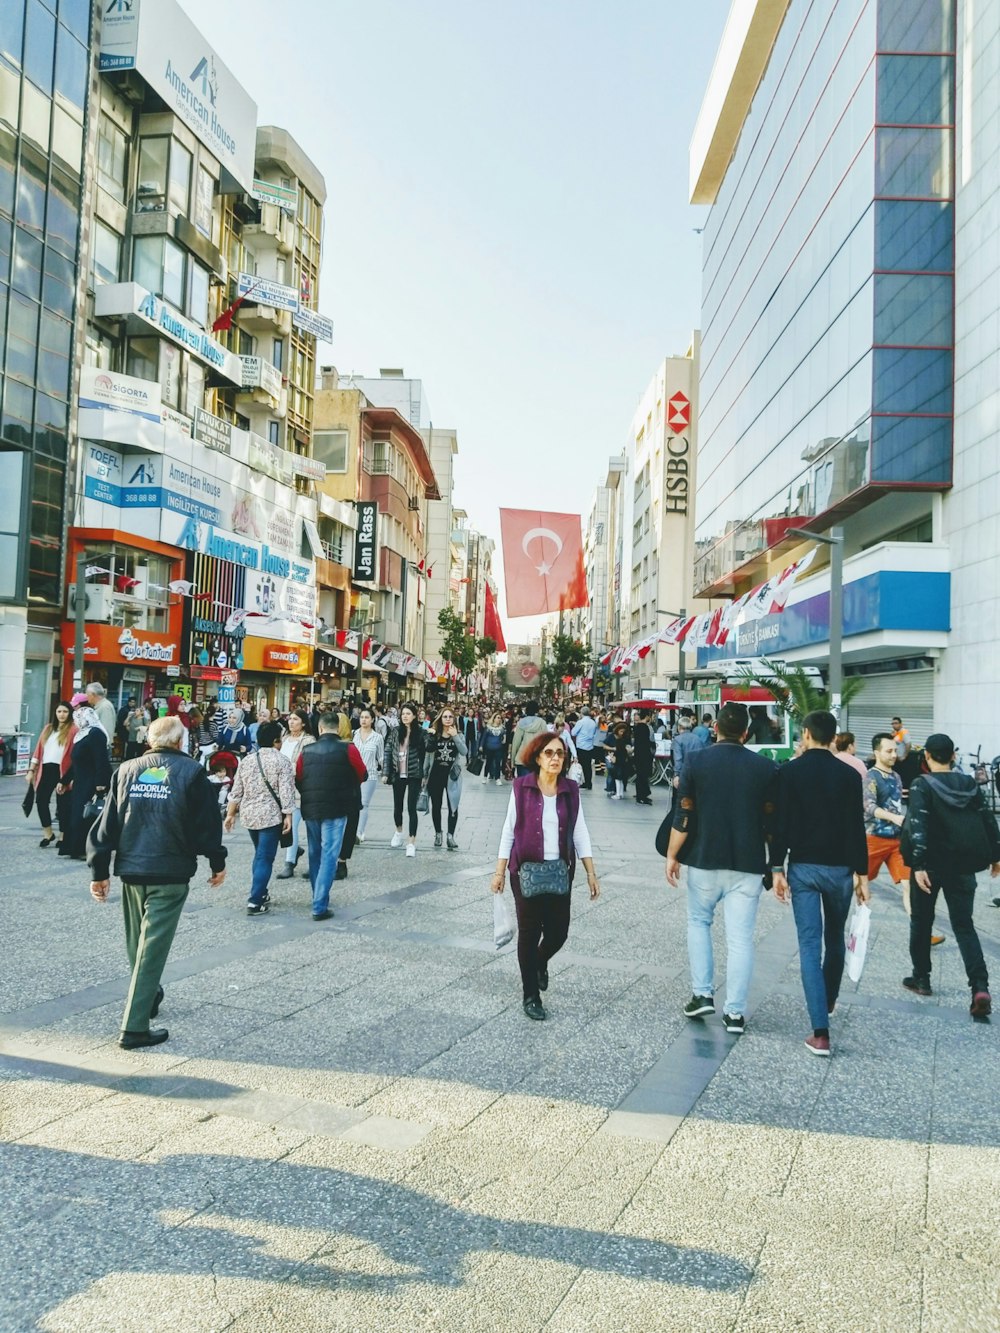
(167, 694, 192, 729)
(72, 705, 106, 743)
(224, 707, 246, 731)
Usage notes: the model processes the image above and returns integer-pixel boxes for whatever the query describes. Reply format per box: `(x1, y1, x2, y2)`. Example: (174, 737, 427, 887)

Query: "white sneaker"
(405, 843, 416, 857)
(390, 832, 404, 848)
(356, 833, 365, 843)
(481, 775, 488, 783)
(496, 778, 503, 785)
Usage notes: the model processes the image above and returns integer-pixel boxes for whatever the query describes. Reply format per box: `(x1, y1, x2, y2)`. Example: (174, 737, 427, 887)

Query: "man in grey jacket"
(511, 701, 548, 776)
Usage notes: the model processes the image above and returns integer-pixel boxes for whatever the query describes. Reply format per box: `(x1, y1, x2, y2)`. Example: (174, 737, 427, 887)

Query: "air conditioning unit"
(66, 584, 115, 622)
(408, 496, 420, 511)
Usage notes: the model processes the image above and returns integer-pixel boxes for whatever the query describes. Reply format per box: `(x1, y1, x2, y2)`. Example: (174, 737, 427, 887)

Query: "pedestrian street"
(0, 773, 997, 1332)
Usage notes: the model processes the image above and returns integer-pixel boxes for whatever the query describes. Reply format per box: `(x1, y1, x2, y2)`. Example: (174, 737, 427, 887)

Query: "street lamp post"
(786, 526, 844, 718)
(657, 607, 687, 695)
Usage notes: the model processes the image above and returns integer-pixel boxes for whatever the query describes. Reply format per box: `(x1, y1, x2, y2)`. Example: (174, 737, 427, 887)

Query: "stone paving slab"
(2, 772, 999, 1330)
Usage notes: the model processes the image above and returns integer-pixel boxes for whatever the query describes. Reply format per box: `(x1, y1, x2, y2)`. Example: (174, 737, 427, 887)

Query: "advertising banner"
(250, 178, 298, 212)
(193, 408, 232, 455)
(238, 272, 300, 313)
(353, 501, 378, 582)
(79, 367, 161, 422)
(292, 306, 334, 343)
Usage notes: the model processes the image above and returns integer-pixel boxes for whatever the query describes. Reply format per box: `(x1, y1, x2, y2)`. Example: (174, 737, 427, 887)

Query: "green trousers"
(121, 880, 189, 1034)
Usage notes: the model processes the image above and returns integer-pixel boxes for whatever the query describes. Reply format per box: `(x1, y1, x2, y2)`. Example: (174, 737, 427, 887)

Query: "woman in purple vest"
(491, 730, 601, 1020)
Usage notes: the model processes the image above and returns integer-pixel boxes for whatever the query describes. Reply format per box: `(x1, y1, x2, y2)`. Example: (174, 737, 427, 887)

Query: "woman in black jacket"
(58, 705, 112, 859)
(423, 707, 468, 850)
(383, 700, 427, 858)
(632, 716, 654, 805)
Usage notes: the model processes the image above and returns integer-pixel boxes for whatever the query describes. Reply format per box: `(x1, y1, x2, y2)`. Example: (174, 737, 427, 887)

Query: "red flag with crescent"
(499, 509, 588, 618)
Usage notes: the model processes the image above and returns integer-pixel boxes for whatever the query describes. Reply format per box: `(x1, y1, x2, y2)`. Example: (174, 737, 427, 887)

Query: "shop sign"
(194, 408, 232, 455)
(94, 284, 242, 385)
(264, 644, 302, 670)
(292, 306, 334, 343)
(353, 501, 378, 582)
(238, 272, 300, 313)
(98, 0, 257, 192)
(292, 455, 326, 482)
(84, 444, 124, 505)
(174, 515, 312, 584)
(79, 367, 161, 422)
(165, 665, 181, 678)
(161, 404, 193, 437)
(240, 356, 283, 400)
(250, 177, 297, 211)
(249, 433, 295, 484)
(62, 623, 179, 664)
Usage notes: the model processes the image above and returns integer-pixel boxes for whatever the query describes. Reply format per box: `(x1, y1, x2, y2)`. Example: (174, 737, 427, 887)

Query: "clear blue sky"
(180, 0, 725, 636)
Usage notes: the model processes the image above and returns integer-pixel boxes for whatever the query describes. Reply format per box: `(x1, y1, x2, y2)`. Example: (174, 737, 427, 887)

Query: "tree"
(476, 635, 496, 666)
(496, 665, 510, 694)
(437, 607, 477, 686)
(541, 635, 589, 697)
(736, 658, 865, 721)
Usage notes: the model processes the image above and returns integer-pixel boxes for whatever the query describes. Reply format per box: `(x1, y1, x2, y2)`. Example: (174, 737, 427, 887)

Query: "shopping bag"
(845, 902, 871, 983)
(416, 788, 430, 815)
(568, 761, 584, 785)
(467, 755, 484, 776)
(493, 891, 516, 949)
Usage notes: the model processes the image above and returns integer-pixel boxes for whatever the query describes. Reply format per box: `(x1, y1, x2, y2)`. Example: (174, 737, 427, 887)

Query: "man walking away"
(901, 733, 996, 1017)
(511, 701, 548, 777)
(571, 705, 599, 789)
(665, 701, 777, 1035)
(87, 716, 227, 1048)
(771, 711, 870, 1057)
(296, 711, 366, 920)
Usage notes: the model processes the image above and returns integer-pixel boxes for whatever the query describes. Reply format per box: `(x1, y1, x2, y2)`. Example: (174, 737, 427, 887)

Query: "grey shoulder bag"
(518, 859, 570, 898)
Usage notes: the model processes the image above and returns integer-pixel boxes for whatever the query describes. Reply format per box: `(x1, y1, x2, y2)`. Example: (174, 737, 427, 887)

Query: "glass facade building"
(694, 0, 956, 595)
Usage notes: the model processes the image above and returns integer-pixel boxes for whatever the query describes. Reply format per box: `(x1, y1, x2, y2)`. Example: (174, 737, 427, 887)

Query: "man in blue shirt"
(571, 705, 599, 790)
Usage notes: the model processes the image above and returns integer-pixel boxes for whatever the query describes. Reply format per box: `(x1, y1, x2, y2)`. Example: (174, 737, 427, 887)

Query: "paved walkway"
(1, 769, 998, 1331)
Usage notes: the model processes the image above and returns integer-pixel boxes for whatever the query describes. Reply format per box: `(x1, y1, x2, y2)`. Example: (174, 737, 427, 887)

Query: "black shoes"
(684, 994, 715, 1018)
(523, 997, 546, 1021)
(903, 975, 932, 996)
(119, 1028, 168, 1049)
(446, 835, 458, 851)
(634, 797, 653, 805)
(150, 986, 164, 1019)
(723, 1013, 745, 1035)
(275, 864, 294, 880)
(39, 834, 56, 847)
(335, 861, 348, 880)
(247, 902, 270, 915)
(537, 962, 549, 992)
(312, 908, 333, 921)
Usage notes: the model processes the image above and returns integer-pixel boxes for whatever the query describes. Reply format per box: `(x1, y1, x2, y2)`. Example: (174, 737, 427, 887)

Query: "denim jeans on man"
(248, 823, 282, 906)
(788, 862, 854, 1029)
(306, 816, 347, 913)
(686, 867, 763, 1016)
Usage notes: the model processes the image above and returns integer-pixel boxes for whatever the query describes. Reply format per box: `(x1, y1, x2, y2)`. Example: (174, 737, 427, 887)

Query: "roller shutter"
(844, 669, 935, 753)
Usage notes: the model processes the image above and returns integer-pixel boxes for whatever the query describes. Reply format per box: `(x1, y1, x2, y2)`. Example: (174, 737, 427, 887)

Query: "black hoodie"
(902, 771, 1000, 874)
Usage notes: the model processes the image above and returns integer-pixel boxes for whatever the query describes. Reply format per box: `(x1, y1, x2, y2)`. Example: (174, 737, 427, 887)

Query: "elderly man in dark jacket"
(88, 715, 227, 1048)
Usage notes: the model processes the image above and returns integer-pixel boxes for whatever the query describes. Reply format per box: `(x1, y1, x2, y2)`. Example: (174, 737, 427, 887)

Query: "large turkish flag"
(500, 509, 588, 618)
(483, 580, 507, 652)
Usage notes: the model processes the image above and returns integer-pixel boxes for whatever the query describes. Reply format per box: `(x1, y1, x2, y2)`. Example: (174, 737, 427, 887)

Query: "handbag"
(467, 755, 484, 776)
(416, 787, 430, 815)
(518, 858, 570, 898)
(255, 752, 293, 846)
(22, 782, 35, 818)
(567, 761, 584, 785)
(82, 794, 106, 823)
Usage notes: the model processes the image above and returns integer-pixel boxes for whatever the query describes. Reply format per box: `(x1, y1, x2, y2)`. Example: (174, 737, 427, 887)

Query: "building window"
(878, 0, 955, 54)
(91, 218, 120, 287)
(188, 261, 209, 327)
(136, 137, 169, 212)
(125, 335, 159, 384)
(874, 272, 952, 346)
(54, 23, 87, 111)
(168, 140, 192, 213)
(0, 448, 24, 598)
(133, 234, 186, 309)
(96, 115, 128, 201)
(23, 0, 55, 95)
(194, 165, 214, 238)
(875, 127, 951, 198)
(314, 429, 348, 473)
(877, 55, 953, 126)
(875, 200, 953, 271)
(267, 420, 280, 445)
(272, 337, 284, 371)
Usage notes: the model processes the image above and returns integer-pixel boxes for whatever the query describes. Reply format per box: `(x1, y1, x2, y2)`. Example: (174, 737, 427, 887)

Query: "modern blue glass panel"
(873, 347, 952, 414)
(875, 200, 953, 270)
(877, 55, 953, 124)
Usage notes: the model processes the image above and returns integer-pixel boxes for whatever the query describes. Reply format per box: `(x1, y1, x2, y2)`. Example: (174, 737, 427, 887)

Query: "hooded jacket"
(902, 771, 1000, 874)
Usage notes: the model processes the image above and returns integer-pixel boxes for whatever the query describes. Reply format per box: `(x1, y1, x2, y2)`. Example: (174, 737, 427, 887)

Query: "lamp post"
(657, 607, 687, 695)
(786, 526, 844, 719)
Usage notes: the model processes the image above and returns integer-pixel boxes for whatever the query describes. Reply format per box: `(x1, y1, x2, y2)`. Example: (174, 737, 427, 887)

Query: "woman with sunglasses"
(424, 707, 468, 849)
(490, 730, 600, 1020)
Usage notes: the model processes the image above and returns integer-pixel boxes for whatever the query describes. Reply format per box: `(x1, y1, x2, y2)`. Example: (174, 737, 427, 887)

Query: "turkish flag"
(499, 509, 588, 618)
(483, 581, 507, 652)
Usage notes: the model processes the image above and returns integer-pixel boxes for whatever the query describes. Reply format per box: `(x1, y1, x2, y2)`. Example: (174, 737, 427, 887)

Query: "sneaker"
(684, 994, 715, 1018)
(405, 844, 416, 858)
(390, 831, 404, 848)
(434, 832, 443, 848)
(903, 974, 932, 996)
(496, 778, 503, 785)
(246, 902, 270, 916)
(723, 1013, 745, 1035)
(970, 990, 992, 1018)
(275, 864, 294, 880)
(804, 1034, 831, 1057)
(481, 775, 488, 783)
(523, 997, 546, 1021)
(355, 832, 365, 843)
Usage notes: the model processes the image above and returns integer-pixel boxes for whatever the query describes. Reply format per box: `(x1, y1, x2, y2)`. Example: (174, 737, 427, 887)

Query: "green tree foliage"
(476, 635, 497, 665)
(541, 635, 589, 696)
(437, 607, 477, 679)
(736, 658, 866, 721)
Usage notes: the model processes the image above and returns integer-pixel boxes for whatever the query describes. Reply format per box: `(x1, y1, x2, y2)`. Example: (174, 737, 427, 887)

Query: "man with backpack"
(901, 733, 998, 1017)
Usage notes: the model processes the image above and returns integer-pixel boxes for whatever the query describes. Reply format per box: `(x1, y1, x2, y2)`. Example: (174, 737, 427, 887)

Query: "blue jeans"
(248, 824, 282, 905)
(484, 749, 503, 780)
(686, 867, 763, 1017)
(305, 816, 347, 914)
(789, 862, 854, 1030)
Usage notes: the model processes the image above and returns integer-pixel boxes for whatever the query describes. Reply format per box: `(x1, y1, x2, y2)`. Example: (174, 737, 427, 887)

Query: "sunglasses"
(540, 748, 564, 758)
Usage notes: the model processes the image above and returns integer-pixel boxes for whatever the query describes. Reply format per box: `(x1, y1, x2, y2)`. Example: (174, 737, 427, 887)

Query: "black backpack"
(902, 779, 995, 875)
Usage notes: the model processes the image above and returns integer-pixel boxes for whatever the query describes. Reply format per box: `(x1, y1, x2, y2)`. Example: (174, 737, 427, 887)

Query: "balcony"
(243, 203, 295, 255)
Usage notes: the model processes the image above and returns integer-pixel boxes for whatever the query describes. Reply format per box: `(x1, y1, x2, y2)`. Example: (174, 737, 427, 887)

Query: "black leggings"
(341, 806, 359, 862)
(634, 764, 651, 801)
(392, 777, 421, 837)
(426, 764, 458, 835)
(511, 881, 572, 1000)
(36, 764, 69, 832)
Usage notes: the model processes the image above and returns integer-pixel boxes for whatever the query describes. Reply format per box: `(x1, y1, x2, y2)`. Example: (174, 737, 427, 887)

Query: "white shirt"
(42, 732, 66, 765)
(498, 789, 593, 861)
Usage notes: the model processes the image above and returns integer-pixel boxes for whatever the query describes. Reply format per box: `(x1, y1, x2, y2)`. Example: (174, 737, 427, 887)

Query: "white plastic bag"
(493, 892, 516, 949)
(568, 761, 584, 784)
(845, 902, 871, 983)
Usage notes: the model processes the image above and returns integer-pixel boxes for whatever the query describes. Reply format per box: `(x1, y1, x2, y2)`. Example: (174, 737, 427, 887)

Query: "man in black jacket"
(88, 716, 227, 1049)
(296, 712, 366, 920)
(770, 711, 870, 1057)
(665, 701, 777, 1035)
(901, 732, 997, 1016)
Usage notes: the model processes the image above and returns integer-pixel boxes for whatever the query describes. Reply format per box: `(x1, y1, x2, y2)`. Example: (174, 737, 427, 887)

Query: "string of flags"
(603, 549, 817, 674)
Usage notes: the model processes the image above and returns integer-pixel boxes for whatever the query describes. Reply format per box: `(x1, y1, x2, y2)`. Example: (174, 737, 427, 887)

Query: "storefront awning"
(303, 518, 323, 560)
(317, 644, 388, 675)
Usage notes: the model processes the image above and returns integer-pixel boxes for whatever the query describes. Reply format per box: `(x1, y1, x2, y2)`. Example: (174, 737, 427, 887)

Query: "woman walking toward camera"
(224, 721, 295, 915)
(26, 701, 76, 848)
(424, 707, 468, 850)
(383, 701, 428, 858)
(57, 704, 112, 860)
(276, 710, 314, 879)
(352, 707, 384, 842)
(491, 730, 600, 1021)
(482, 712, 507, 784)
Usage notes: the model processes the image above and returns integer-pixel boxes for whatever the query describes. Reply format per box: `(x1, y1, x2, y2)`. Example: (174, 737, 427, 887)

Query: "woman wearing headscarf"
(490, 729, 601, 1020)
(423, 706, 467, 850)
(57, 705, 112, 859)
(275, 709, 314, 879)
(217, 707, 251, 756)
(25, 701, 76, 848)
(165, 694, 192, 752)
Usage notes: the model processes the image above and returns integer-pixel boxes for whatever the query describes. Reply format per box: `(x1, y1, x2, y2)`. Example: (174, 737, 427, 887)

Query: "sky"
(179, 0, 727, 642)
